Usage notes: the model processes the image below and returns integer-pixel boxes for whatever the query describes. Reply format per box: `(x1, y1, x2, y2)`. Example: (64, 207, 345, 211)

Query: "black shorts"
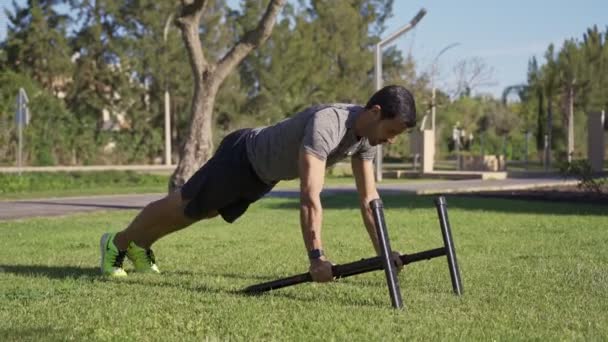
(181, 128, 276, 223)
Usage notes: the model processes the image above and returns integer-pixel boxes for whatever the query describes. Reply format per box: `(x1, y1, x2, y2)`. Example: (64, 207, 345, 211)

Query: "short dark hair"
(365, 85, 416, 127)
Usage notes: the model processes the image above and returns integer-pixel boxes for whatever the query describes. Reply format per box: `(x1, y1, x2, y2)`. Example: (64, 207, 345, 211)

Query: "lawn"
(0, 170, 429, 200)
(0, 194, 606, 340)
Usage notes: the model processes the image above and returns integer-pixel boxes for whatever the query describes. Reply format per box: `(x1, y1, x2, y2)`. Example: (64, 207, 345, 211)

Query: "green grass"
(1, 171, 430, 200)
(0, 171, 169, 200)
(1, 194, 607, 341)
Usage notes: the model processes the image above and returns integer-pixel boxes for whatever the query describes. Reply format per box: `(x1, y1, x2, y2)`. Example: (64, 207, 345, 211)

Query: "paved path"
(0, 177, 578, 221)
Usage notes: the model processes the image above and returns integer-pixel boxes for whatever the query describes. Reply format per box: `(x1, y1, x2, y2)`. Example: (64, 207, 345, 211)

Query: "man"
(100, 85, 416, 282)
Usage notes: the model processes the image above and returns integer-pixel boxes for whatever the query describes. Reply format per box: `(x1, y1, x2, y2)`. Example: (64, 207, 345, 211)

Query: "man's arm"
(299, 148, 333, 282)
(351, 156, 382, 255)
(352, 156, 404, 271)
(299, 148, 325, 252)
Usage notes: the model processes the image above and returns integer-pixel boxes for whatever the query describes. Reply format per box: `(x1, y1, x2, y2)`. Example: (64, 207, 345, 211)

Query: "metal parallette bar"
(434, 196, 463, 295)
(369, 199, 403, 309)
(241, 248, 446, 294)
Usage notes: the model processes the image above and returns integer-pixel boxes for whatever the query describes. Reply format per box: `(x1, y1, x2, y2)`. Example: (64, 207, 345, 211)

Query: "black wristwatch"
(308, 248, 324, 260)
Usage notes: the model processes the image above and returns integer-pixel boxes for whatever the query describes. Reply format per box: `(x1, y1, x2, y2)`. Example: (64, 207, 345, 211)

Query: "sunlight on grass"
(1, 194, 606, 340)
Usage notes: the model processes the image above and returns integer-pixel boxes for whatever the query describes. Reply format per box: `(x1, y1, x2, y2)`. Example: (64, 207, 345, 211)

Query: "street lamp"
(430, 42, 460, 133)
(163, 13, 174, 166)
(374, 8, 427, 181)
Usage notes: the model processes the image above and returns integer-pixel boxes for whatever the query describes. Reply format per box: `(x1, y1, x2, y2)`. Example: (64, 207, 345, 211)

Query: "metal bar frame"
(242, 196, 464, 305)
(241, 248, 446, 295)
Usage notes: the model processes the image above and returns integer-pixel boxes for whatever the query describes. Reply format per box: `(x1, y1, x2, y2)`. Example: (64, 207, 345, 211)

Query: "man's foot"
(100, 233, 128, 277)
(126, 242, 160, 274)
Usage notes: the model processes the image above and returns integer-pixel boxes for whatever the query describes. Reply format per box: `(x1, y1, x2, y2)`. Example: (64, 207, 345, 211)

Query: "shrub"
(558, 159, 607, 194)
(0, 171, 167, 194)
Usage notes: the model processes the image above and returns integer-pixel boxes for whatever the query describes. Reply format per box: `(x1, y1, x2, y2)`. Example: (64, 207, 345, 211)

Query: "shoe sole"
(99, 233, 111, 275)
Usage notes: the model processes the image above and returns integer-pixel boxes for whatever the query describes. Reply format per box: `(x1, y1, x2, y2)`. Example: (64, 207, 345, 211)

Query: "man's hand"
(391, 250, 404, 273)
(309, 259, 334, 282)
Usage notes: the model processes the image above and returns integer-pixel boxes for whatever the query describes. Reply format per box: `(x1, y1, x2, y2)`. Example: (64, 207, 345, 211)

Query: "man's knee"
(167, 191, 219, 222)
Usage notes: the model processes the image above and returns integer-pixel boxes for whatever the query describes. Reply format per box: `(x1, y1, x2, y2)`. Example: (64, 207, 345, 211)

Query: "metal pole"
(543, 134, 551, 171)
(524, 131, 529, 169)
(455, 132, 461, 171)
(164, 90, 171, 165)
(434, 196, 463, 295)
(370, 199, 403, 309)
(374, 43, 383, 182)
(431, 86, 436, 132)
(163, 14, 174, 166)
(567, 84, 574, 163)
(17, 91, 23, 171)
(380, 9, 426, 47)
(373, 8, 427, 183)
(430, 42, 460, 133)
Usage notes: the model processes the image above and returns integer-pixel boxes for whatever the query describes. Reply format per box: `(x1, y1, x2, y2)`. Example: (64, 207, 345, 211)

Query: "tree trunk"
(168, 0, 285, 191)
(169, 78, 219, 190)
(536, 90, 544, 151)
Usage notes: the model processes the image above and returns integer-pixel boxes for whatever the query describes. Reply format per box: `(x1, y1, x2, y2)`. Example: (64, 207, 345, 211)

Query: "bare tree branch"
(169, 0, 286, 189)
(452, 57, 496, 97)
(215, 0, 286, 83)
(177, 0, 209, 75)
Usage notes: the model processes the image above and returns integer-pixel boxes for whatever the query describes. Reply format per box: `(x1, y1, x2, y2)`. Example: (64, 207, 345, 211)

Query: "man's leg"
(113, 190, 217, 250)
(100, 190, 218, 276)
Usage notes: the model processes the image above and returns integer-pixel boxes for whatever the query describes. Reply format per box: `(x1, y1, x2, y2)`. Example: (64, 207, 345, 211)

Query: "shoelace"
(113, 250, 127, 268)
(146, 249, 156, 265)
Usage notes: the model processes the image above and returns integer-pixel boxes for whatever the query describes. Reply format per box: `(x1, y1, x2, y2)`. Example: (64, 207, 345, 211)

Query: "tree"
(501, 84, 528, 105)
(226, 1, 317, 125)
(542, 44, 559, 168)
(580, 26, 607, 113)
(4, 0, 72, 95)
(526, 57, 545, 152)
(66, 0, 143, 164)
(169, 0, 286, 190)
(452, 57, 495, 98)
(519, 26, 608, 165)
(109, 0, 199, 162)
(382, 52, 429, 158)
(0, 70, 79, 165)
(235, 0, 397, 125)
(557, 39, 584, 162)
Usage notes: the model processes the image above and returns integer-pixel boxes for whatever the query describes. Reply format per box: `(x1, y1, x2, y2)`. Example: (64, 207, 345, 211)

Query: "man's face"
(368, 116, 412, 146)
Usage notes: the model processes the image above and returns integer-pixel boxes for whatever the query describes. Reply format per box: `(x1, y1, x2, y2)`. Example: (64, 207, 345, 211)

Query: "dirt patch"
(462, 184, 608, 205)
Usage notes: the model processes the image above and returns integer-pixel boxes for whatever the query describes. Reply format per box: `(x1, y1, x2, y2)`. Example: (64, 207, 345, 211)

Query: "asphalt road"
(0, 177, 580, 221)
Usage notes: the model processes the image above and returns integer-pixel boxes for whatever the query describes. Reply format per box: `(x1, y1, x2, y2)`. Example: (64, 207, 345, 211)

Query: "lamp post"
(374, 8, 427, 181)
(16, 88, 29, 173)
(430, 42, 460, 133)
(163, 14, 174, 166)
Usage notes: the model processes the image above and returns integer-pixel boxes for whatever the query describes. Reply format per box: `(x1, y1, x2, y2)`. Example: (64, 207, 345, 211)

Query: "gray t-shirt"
(246, 103, 377, 184)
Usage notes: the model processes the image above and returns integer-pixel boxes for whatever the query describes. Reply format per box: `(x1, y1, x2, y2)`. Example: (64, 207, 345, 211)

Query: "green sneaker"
(126, 242, 160, 274)
(99, 233, 128, 277)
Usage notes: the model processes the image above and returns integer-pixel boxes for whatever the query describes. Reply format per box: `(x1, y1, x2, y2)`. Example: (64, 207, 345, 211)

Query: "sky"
(385, 0, 607, 98)
(1, 0, 606, 98)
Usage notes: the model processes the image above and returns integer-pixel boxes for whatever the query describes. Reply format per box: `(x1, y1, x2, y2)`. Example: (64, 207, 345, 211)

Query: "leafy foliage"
(0, 71, 79, 166)
(558, 159, 607, 194)
(0, 170, 166, 194)
(1, 2, 605, 167)
(521, 25, 608, 163)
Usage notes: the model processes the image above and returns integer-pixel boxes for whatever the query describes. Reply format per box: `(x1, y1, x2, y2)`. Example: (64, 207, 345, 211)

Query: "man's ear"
(370, 105, 382, 120)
